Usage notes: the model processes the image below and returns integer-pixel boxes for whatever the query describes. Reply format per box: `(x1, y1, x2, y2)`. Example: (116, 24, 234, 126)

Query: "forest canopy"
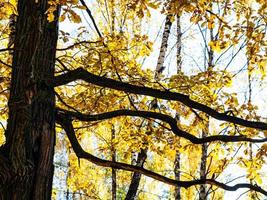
(0, 0, 267, 199)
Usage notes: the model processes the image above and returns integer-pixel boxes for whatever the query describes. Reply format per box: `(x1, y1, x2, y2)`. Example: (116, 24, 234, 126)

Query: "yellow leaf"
(69, 10, 81, 23)
(59, 14, 66, 22)
(47, 12, 55, 22)
(208, 21, 215, 29)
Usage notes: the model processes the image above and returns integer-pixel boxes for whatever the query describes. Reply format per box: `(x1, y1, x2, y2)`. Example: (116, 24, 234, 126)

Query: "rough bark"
(0, 0, 59, 199)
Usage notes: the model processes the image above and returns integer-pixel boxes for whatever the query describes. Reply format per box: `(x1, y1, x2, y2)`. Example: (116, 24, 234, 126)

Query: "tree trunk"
(199, 132, 208, 200)
(111, 127, 117, 200)
(155, 14, 173, 79)
(125, 12, 174, 199)
(125, 149, 147, 200)
(0, 0, 59, 199)
(174, 14, 182, 200)
(176, 15, 182, 73)
(174, 148, 181, 200)
(125, 14, 173, 199)
(199, 23, 214, 200)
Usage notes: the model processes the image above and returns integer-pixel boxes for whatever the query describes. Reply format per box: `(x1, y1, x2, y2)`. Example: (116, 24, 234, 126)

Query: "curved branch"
(56, 108, 267, 144)
(52, 68, 267, 130)
(55, 114, 267, 196)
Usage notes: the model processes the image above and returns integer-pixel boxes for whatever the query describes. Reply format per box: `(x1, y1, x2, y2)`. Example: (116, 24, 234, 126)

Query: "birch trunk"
(174, 14, 182, 200)
(125, 13, 174, 200)
(199, 27, 214, 200)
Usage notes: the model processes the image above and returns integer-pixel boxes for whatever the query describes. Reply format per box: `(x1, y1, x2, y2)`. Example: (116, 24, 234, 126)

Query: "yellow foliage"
(1, 0, 266, 198)
(209, 40, 230, 53)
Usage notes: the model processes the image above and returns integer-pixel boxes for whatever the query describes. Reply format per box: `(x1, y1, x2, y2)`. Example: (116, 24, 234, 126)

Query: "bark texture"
(155, 14, 173, 79)
(125, 149, 147, 200)
(174, 148, 181, 200)
(0, 0, 59, 199)
(199, 132, 208, 200)
(174, 14, 182, 200)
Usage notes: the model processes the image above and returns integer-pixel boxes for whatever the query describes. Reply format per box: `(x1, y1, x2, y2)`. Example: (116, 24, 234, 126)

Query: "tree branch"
(80, 0, 102, 38)
(52, 68, 267, 130)
(55, 114, 267, 196)
(56, 108, 267, 144)
(0, 48, 13, 53)
(0, 59, 12, 68)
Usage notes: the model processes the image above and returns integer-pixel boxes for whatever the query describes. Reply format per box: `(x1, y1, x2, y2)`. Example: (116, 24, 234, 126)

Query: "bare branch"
(0, 59, 12, 68)
(52, 68, 267, 130)
(56, 114, 267, 196)
(80, 0, 102, 38)
(56, 108, 267, 144)
(0, 48, 13, 53)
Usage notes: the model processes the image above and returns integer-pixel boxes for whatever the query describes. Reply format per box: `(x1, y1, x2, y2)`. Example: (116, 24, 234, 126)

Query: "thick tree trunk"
(0, 0, 59, 199)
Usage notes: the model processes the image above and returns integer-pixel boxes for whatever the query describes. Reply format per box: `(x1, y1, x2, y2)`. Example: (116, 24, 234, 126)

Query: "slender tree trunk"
(176, 15, 182, 73)
(174, 146, 181, 200)
(199, 26, 214, 200)
(110, 3, 117, 198)
(155, 14, 173, 79)
(111, 0, 115, 34)
(174, 14, 182, 200)
(0, 0, 59, 199)
(199, 117, 209, 200)
(125, 149, 147, 200)
(111, 126, 117, 200)
(125, 13, 174, 200)
(199, 130, 208, 200)
(247, 58, 253, 197)
(112, 161, 117, 200)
